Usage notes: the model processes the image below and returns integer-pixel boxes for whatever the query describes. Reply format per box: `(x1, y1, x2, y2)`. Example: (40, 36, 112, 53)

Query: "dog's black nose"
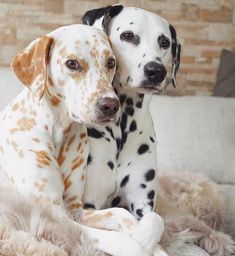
(97, 97, 119, 116)
(144, 61, 167, 83)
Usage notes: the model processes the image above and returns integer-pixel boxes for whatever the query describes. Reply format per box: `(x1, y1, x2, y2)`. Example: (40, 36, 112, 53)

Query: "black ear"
(169, 24, 181, 88)
(82, 5, 123, 33)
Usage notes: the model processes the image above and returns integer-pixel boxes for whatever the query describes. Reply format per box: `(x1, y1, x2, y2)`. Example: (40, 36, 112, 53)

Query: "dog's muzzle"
(144, 61, 167, 83)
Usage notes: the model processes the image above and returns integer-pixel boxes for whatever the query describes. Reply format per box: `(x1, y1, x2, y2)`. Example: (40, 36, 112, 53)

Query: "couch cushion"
(0, 67, 22, 110)
(219, 184, 235, 238)
(150, 96, 235, 185)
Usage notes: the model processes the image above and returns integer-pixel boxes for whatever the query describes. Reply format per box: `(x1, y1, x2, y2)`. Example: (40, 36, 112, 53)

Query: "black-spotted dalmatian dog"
(82, 5, 181, 219)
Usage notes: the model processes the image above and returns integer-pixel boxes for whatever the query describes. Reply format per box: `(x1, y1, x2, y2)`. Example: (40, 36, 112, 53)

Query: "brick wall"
(0, 0, 234, 96)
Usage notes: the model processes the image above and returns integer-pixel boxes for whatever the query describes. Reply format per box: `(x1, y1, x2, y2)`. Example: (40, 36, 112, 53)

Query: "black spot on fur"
(126, 76, 130, 83)
(117, 27, 120, 31)
(143, 53, 146, 58)
(121, 132, 127, 149)
(87, 154, 92, 165)
(107, 161, 114, 170)
(118, 163, 121, 168)
(126, 107, 134, 116)
(87, 128, 104, 139)
(148, 190, 155, 200)
(136, 209, 143, 218)
(112, 196, 121, 207)
(148, 201, 154, 208)
(105, 137, 110, 142)
(130, 22, 134, 25)
(150, 136, 155, 143)
(140, 184, 146, 189)
(120, 175, 129, 187)
(137, 144, 149, 155)
(136, 94, 144, 108)
(126, 98, 133, 105)
(136, 101, 142, 108)
(119, 94, 127, 105)
(131, 203, 134, 211)
(116, 137, 121, 151)
(84, 203, 96, 209)
(138, 63, 141, 68)
(139, 131, 143, 135)
(105, 126, 115, 140)
(127, 162, 131, 166)
(115, 117, 120, 126)
(120, 113, 128, 134)
(145, 169, 155, 182)
(129, 120, 137, 132)
(82, 5, 123, 31)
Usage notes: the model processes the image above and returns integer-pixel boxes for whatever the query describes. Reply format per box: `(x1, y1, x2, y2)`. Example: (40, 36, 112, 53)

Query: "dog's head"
(11, 24, 119, 125)
(82, 6, 181, 94)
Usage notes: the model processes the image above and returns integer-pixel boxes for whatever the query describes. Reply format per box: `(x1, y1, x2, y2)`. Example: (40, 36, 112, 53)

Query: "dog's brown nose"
(97, 97, 119, 117)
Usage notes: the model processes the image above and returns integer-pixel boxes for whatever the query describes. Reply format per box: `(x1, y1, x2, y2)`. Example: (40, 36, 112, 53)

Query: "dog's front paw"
(132, 212, 164, 254)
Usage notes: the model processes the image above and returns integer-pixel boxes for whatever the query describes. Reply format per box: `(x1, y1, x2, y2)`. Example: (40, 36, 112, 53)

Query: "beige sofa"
(1, 67, 234, 255)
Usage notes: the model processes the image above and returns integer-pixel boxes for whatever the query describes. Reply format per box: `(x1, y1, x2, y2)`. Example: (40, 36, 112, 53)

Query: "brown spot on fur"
(30, 150, 51, 167)
(10, 117, 36, 134)
(63, 173, 72, 191)
(66, 134, 76, 152)
(63, 124, 72, 134)
(11, 103, 19, 111)
(57, 143, 66, 166)
(45, 125, 49, 131)
(81, 212, 113, 229)
(77, 143, 82, 151)
(71, 158, 84, 171)
(32, 137, 40, 143)
(123, 218, 135, 229)
(34, 178, 48, 192)
(47, 143, 53, 152)
(50, 93, 62, 106)
(80, 133, 86, 139)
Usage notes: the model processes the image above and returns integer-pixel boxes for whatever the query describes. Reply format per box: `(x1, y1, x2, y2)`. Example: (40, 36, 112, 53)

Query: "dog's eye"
(120, 31, 135, 42)
(107, 57, 116, 69)
(158, 35, 170, 50)
(66, 60, 81, 70)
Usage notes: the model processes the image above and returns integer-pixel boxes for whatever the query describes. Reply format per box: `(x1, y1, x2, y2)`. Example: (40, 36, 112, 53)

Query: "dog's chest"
(85, 90, 150, 208)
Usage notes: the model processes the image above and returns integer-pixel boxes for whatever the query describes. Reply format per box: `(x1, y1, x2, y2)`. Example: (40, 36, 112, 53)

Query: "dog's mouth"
(92, 114, 118, 125)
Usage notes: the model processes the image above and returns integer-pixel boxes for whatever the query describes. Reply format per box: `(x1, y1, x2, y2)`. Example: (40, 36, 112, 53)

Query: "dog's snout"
(144, 61, 167, 83)
(97, 97, 119, 116)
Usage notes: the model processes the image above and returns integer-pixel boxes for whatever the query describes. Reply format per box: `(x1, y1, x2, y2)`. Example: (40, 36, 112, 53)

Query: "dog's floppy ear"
(169, 24, 181, 88)
(82, 5, 123, 33)
(11, 36, 53, 101)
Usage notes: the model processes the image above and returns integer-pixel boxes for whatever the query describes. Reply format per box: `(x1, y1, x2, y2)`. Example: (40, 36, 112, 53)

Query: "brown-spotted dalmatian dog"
(0, 24, 164, 256)
(82, 6, 181, 218)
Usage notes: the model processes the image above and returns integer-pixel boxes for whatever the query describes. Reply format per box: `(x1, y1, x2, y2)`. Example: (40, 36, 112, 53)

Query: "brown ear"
(11, 36, 54, 101)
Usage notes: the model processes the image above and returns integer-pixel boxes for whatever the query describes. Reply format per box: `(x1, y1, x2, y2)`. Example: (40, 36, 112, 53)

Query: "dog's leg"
(80, 224, 148, 256)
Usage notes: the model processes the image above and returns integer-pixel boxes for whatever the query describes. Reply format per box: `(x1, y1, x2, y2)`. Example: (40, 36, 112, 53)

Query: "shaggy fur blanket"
(0, 172, 234, 256)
